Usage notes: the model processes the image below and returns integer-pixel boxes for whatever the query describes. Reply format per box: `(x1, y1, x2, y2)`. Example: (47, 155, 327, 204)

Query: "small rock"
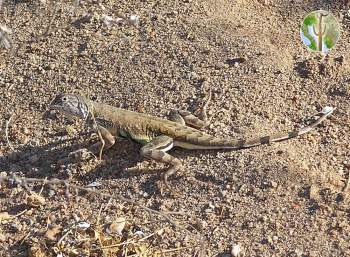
(0, 233, 6, 242)
(309, 185, 319, 201)
(221, 190, 227, 196)
(65, 125, 76, 136)
(295, 248, 303, 257)
(68, 148, 92, 161)
(270, 181, 278, 188)
(102, 15, 116, 26)
(86, 181, 102, 187)
(215, 62, 229, 69)
(106, 217, 126, 235)
(267, 236, 273, 244)
(9, 222, 22, 232)
(129, 15, 139, 26)
(26, 192, 45, 207)
(23, 127, 30, 135)
(48, 190, 55, 197)
(28, 245, 45, 257)
(0, 212, 12, 222)
(77, 221, 90, 230)
(45, 225, 61, 241)
(231, 243, 241, 256)
(208, 202, 215, 209)
(134, 230, 144, 237)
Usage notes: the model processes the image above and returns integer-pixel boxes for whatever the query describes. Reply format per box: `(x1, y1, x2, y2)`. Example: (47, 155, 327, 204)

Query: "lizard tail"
(227, 106, 335, 149)
(174, 106, 334, 150)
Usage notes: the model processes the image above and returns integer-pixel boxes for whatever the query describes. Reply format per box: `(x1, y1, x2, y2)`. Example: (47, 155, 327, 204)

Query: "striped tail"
(227, 106, 335, 149)
(176, 106, 334, 150)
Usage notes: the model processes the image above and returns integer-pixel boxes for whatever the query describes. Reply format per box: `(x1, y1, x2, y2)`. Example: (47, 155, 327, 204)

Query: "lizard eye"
(62, 96, 67, 102)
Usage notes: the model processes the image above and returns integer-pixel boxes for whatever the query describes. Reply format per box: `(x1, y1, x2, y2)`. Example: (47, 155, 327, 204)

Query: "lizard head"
(50, 93, 90, 120)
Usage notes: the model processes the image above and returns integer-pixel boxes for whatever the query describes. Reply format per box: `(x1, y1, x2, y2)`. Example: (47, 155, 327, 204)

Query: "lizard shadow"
(81, 144, 228, 194)
(1, 134, 227, 195)
(0, 133, 95, 179)
(80, 141, 173, 191)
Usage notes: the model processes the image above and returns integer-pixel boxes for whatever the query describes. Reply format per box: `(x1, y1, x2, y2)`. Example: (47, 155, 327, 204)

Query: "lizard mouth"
(49, 104, 61, 110)
(49, 105, 77, 121)
(49, 105, 66, 114)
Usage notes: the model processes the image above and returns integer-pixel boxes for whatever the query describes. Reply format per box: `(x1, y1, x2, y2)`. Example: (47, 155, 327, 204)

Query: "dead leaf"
(106, 217, 126, 235)
(45, 225, 61, 241)
(28, 245, 45, 257)
(135, 244, 151, 256)
(0, 212, 12, 221)
(27, 192, 45, 207)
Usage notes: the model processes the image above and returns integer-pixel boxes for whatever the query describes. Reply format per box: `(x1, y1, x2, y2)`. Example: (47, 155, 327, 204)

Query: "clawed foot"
(68, 148, 96, 161)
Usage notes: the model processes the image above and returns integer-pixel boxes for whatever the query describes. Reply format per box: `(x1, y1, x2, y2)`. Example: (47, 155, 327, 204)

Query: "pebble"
(309, 185, 319, 201)
(215, 62, 229, 69)
(86, 181, 102, 187)
(295, 248, 303, 257)
(23, 127, 30, 134)
(48, 190, 56, 197)
(208, 202, 215, 209)
(9, 222, 22, 232)
(28, 245, 44, 257)
(0, 212, 11, 222)
(26, 192, 46, 207)
(129, 15, 139, 26)
(231, 243, 241, 256)
(45, 225, 61, 241)
(65, 125, 76, 136)
(77, 221, 90, 230)
(0, 233, 6, 242)
(106, 217, 126, 235)
(270, 181, 278, 188)
(267, 236, 273, 244)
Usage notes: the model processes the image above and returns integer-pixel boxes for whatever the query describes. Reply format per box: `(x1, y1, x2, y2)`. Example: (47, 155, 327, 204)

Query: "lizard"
(49, 92, 334, 187)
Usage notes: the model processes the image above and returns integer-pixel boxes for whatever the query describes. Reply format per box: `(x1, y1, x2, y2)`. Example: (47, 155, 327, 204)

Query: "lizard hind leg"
(169, 109, 209, 128)
(140, 135, 182, 188)
(168, 86, 212, 128)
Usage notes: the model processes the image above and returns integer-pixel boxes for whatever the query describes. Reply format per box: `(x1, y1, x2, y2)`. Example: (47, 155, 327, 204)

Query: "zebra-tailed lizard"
(50, 92, 334, 187)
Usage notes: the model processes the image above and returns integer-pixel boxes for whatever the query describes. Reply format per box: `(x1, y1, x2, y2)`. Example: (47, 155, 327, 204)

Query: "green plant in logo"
(300, 10, 340, 53)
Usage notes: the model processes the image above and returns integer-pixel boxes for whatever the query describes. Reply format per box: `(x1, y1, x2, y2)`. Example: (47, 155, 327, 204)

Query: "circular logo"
(300, 10, 340, 53)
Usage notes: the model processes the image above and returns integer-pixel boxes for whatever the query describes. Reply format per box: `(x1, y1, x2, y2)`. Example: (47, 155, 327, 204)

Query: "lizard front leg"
(169, 86, 211, 128)
(89, 126, 116, 159)
(140, 135, 182, 187)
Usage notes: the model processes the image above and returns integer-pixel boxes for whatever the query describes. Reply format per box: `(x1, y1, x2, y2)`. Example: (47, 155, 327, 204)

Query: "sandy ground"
(0, 0, 350, 256)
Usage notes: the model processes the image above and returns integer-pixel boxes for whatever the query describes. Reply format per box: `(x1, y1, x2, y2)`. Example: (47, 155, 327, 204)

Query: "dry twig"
(96, 227, 166, 250)
(43, 0, 59, 36)
(0, 24, 12, 49)
(344, 169, 350, 192)
(0, 174, 183, 227)
(5, 114, 15, 151)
